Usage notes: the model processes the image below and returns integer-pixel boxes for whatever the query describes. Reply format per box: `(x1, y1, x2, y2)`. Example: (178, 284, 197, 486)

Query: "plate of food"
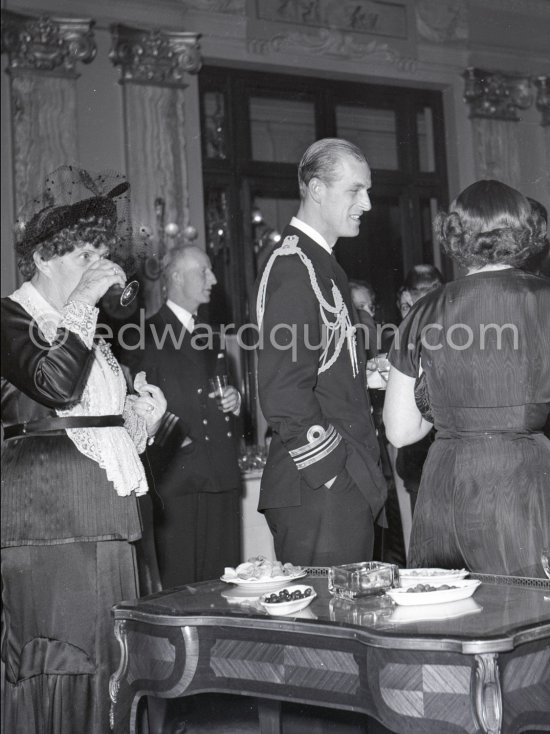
(221, 588, 264, 606)
(390, 597, 483, 623)
(221, 556, 306, 594)
(260, 585, 317, 616)
(399, 568, 469, 586)
(386, 579, 481, 606)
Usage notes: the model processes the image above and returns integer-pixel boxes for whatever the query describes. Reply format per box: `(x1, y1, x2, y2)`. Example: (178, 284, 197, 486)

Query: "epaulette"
(256, 235, 358, 377)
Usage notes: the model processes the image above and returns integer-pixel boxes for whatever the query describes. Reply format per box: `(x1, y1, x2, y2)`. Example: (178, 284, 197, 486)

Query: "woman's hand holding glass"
(67, 259, 127, 307)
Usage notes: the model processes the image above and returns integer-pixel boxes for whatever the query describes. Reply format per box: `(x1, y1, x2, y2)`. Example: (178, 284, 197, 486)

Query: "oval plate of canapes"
(387, 579, 481, 606)
(221, 556, 306, 595)
(399, 568, 469, 586)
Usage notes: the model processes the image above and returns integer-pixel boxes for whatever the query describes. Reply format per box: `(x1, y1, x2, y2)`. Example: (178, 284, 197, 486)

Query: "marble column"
(462, 67, 533, 188)
(109, 24, 202, 315)
(1, 10, 96, 221)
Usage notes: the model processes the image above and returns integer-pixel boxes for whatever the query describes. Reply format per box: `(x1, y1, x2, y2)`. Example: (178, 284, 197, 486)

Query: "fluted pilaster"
(110, 23, 202, 315)
(463, 66, 537, 187)
(1, 9, 96, 242)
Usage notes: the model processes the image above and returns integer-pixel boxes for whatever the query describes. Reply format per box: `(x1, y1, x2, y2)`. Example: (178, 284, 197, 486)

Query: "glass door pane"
(249, 96, 316, 163)
(203, 90, 227, 160)
(417, 107, 436, 173)
(336, 105, 398, 169)
(251, 195, 299, 275)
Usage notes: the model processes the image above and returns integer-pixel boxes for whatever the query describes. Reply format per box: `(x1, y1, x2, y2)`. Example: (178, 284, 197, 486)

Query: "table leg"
(473, 653, 503, 734)
(258, 699, 282, 734)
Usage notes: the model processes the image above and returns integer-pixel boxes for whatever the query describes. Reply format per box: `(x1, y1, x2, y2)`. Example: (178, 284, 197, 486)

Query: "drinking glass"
(374, 353, 391, 382)
(542, 547, 550, 579)
(107, 279, 140, 307)
(119, 279, 140, 306)
(208, 374, 228, 409)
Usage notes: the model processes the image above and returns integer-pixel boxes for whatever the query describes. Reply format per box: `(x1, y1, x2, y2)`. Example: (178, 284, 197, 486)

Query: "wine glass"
(119, 279, 139, 307)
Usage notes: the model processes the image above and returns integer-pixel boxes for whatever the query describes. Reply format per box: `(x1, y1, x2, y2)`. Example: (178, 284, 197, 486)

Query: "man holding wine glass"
(123, 245, 242, 588)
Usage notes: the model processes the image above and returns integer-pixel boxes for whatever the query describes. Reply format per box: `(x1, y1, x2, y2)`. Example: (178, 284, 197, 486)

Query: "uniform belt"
(3, 415, 124, 440)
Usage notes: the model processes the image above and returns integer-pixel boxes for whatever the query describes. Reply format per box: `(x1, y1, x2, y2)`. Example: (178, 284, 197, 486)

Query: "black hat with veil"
(15, 165, 143, 279)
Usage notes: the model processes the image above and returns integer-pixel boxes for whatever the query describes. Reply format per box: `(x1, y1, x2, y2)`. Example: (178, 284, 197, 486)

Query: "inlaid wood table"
(110, 571, 550, 734)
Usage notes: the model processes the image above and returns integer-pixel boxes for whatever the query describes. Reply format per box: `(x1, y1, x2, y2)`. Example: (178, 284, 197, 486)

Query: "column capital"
(109, 24, 202, 86)
(462, 67, 533, 122)
(1, 9, 96, 76)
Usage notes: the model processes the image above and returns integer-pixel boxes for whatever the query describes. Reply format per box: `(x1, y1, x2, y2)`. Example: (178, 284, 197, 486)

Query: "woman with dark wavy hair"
(383, 180, 550, 577)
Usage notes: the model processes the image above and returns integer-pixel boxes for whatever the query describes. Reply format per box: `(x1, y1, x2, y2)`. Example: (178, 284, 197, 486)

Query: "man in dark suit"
(126, 245, 242, 587)
(254, 138, 387, 566)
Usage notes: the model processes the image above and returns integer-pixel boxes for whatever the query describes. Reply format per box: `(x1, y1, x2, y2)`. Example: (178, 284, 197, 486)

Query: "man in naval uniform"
(124, 245, 242, 588)
(255, 138, 387, 566)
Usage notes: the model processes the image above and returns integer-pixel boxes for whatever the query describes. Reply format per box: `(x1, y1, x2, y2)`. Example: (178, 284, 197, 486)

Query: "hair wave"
(435, 180, 547, 269)
(17, 213, 118, 280)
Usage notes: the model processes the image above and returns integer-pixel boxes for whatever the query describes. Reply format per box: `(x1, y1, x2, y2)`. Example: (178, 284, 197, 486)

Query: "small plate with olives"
(260, 584, 317, 616)
(386, 579, 481, 606)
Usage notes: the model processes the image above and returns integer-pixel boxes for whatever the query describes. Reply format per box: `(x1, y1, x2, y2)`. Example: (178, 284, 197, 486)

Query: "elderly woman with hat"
(1, 166, 166, 733)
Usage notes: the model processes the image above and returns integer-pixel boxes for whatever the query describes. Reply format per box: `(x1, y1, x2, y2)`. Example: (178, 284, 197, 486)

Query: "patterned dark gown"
(390, 268, 550, 577)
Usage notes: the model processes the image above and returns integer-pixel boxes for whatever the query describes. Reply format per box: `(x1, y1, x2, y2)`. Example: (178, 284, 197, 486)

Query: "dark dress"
(1, 295, 142, 734)
(389, 268, 550, 577)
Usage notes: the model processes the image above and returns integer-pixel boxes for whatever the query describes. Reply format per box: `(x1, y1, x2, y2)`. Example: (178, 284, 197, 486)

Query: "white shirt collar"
(166, 299, 195, 333)
(290, 216, 332, 255)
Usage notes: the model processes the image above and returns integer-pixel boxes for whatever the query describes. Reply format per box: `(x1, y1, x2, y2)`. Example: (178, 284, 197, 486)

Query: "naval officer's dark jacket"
(123, 303, 241, 495)
(255, 224, 387, 518)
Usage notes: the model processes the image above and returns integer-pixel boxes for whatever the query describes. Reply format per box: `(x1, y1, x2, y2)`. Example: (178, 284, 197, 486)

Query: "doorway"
(199, 66, 450, 440)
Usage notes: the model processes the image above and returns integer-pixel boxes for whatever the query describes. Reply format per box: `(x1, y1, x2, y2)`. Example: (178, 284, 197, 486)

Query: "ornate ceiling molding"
(109, 24, 202, 85)
(415, 0, 468, 44)
(468, 0, 550, 18)
(179, 0, 246, 14)
(1, 9, 96, 75)
(248, 28, 416, 73)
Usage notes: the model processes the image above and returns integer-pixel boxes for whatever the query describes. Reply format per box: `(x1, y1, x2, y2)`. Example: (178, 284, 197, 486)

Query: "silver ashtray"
(328, 561, 399, 600)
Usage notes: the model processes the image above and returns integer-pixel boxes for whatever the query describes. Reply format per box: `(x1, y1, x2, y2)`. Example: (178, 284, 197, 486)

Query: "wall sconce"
(165, 221, 179, 238)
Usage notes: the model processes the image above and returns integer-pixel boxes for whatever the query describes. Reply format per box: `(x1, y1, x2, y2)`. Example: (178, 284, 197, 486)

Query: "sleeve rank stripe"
(294, 433, 342, 470)
(289, 424, 337, 458)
